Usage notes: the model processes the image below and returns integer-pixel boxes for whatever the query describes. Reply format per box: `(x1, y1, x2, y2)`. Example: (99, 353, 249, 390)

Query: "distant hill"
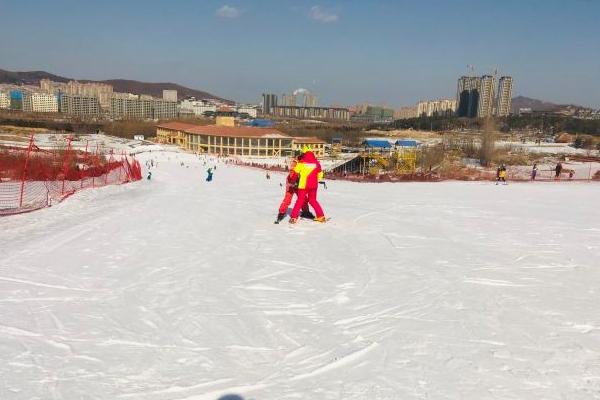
(0, 69, 69, 85)
(511, 96, 562, 113)
(0, 68, 232, 103)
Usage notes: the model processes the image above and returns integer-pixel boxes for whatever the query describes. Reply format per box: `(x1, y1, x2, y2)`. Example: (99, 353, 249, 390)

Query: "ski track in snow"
(1, 150, 600, 399)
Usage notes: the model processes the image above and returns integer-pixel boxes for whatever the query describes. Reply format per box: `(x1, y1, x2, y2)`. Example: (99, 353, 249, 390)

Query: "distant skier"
(147, 171, 152, 180)
(555, 162, 563, 180)
(496, 164, 507, 185)
(569, 169, 574, 179)
(531, 163, 538, 181)
(275, 157, 314, 224)
(266, 171, 271, 180)
(289, 146, 326, 224)
(206, 168, 213, 182)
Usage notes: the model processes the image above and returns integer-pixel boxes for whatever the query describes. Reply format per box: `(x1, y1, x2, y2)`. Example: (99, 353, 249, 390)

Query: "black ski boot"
(300, 210, 315, 219)
(274, 212, 286, 224)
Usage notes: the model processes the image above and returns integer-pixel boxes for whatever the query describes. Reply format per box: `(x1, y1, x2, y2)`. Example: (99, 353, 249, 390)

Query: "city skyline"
(1, 0, 599, 108)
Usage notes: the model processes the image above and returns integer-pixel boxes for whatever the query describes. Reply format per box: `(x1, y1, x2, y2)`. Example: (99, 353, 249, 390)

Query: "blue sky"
(1, 0, 599, 107)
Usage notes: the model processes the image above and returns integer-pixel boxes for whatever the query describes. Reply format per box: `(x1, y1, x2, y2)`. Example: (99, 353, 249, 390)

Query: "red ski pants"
(291, 188, 324, 219)
(278, 191, 309, 214)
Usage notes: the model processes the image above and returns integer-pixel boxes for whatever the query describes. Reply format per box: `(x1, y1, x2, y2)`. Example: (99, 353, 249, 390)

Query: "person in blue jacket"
(206, 168, 213, 182)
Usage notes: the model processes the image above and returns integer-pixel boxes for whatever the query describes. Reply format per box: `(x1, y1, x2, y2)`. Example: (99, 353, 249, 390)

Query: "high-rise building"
(457, 75, 496, 118)
(457, 76, 481, 118)
(163, 90, 178, 102)
(262, 93, 278, 114)
(477, 75, 496, 118)
(496, 76, 513, 116)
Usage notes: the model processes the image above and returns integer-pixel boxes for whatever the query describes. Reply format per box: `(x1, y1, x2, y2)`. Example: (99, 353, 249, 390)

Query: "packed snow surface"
(1, 151, 600, 400)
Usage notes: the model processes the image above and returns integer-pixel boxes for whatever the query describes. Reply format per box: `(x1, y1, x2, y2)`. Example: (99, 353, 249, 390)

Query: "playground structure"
(330, 140, 419, 176)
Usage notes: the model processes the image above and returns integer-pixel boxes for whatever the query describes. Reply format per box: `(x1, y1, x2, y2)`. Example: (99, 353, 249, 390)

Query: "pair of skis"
(274, 216, 331, 224)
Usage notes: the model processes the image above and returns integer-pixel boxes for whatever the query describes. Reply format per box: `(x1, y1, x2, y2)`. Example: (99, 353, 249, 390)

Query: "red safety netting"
(0, 136, 142, 216)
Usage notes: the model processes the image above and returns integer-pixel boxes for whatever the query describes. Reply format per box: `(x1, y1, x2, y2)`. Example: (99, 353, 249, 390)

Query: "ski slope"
(1, 151, 600, 400)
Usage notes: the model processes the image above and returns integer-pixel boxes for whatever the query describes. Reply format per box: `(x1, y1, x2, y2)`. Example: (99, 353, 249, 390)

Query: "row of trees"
(383, 114, 600, 136)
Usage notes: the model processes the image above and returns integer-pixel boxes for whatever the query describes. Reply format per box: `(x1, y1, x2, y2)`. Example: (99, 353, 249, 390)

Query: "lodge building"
(156, 120, 326, 157)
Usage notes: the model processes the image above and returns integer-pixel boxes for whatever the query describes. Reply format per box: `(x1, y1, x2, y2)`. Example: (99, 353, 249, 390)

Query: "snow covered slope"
(1, 151, 600, 400)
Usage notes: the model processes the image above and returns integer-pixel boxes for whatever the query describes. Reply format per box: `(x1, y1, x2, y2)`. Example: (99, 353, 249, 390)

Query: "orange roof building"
(156, 122, 325, 157)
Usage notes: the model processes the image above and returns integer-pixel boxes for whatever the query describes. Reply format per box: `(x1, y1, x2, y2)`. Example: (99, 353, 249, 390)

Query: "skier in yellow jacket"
(289, 146, 326, 223)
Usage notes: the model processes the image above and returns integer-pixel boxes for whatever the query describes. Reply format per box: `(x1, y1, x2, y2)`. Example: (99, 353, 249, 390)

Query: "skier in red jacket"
(275, 157, 314, 223)
(289, 147, 326, 224)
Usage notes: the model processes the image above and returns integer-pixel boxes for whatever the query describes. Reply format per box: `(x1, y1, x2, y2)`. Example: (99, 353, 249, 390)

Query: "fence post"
(92, 143, 99, 188)
(118, 154, 123, 182)
(81, 140, 88, 189)
(19, 134, 35, 208)
(104, 149, 112, 185)
(61, 136, 73, 195)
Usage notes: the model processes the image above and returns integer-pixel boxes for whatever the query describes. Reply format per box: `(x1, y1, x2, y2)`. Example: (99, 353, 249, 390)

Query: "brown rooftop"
(184, 124, 291, 139)
(156, 122, 201, 131)
(157, 122, 330, 142)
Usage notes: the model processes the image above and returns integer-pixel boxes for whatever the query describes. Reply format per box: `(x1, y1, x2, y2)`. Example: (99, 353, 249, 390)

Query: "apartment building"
(22, 92, 59, 113)
(416, 99, 457, 117)
(0, 92, 9, 109)
(179, 99, 218, 116)
(59, 94, 101, 116)
(111, 93, 177, 119)
(271, 105, 350, 121)
(41, 79, 113, 110)
(162, 90, 178, 102)
(394, 106, 418, 120)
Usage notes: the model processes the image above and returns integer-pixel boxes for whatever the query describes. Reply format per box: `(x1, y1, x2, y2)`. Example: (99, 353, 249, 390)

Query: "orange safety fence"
(0, 135, 142, 216)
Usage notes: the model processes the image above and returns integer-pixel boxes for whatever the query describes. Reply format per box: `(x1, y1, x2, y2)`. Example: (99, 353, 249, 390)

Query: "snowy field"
(1, 151, 600, 400)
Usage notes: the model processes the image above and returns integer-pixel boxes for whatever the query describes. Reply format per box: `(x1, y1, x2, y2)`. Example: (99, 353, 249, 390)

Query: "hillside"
(0, 68, 232, 103)
(0, 69, 69, 85)
(511, 95, 562, 113)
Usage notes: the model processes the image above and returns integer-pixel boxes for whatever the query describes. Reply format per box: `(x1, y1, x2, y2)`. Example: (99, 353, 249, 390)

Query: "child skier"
(289, 146, 326, 224)
(275, 157, 313, 223)
(496, 164, 507, 185)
